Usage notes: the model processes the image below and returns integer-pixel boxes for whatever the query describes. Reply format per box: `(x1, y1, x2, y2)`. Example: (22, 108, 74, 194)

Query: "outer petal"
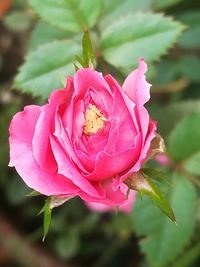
(9, 105, 79, 196)
(79, 179, 127, 206)
(9, 105, 41, 167)
(85, 185, 136, 213)
(113, 118, 157, 188)
(122, 58, 151, 106)
(118, 188, 136, 213)
(134, 117, 157, 169)
(85, 202, 113, 212)
(32, 89, 68, 173)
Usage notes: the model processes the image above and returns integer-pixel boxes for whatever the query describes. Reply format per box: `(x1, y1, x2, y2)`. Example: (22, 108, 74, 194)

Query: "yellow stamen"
(84, 104, 107, 135)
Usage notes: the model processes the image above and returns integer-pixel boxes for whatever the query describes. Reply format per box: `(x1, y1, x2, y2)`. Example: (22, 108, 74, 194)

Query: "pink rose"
(9, 59, 156, 209)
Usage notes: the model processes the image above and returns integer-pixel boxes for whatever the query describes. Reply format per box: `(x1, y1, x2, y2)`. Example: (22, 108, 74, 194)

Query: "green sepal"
(38, 196, 72, 241)
(125, 171, 176, 224)
(43, 198, 52, 242)
(142, 168, 172, 187)
(26, 190, 41, 197)
(38, 197, 52, 241)
(147, 178, 176, 224)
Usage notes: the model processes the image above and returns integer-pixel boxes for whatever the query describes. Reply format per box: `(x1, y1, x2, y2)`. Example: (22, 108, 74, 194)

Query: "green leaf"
(6, 177, 30, 205)
(13, 0, 26, 8)
(28, 0, 102, 33)
(184, 151, 200, 176)
(132, 173, 197, 267)
(178, 11, 200, 49)
(100, 0, 151, 29)
(154, 55, 200, 85)
(15, 40, 81, 98)
(171, 242, 200, 267)
(55, 227, 80, 259)
(178, 55, 200, 83)
(103, 0, 151, 14)
(28, 22, 72, 51)
(169, 112, 200, 161)
(149, 101, 200, 139)
(126, 172, 176, 223)
(4, 11, 32, 32)
(153, 59, 180, 85)
(100, 13, 184, 70)
(152, 0, 183, 10)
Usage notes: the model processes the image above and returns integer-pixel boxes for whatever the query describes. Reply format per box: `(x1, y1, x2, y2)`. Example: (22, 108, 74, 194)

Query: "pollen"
(83, 104, 107, 135)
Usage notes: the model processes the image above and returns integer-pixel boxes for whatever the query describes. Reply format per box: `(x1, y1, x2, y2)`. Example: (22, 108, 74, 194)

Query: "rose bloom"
(9, 59, 156, 211)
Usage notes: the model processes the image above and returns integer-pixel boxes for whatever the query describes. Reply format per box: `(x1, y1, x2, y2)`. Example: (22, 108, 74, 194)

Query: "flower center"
(83, 104, 107, 135)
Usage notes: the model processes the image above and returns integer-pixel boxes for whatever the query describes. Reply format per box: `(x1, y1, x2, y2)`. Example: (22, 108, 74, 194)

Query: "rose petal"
(79, 179, 127, 206)
(32, 89, 68, 173)
(85, 183, 135, 211)
(9, 105, 79, 196)
(9, 105, 41, 167)
(50, 135, 104, 198)
(84, 143, 141, 181)
(74, 68, 112, 98)
(114, 118, 157, 187)
(122, 58, 151, 105)
(105, 79, 137, 153)
(54, 109, 89, 173)
(105, 74, 139, 133)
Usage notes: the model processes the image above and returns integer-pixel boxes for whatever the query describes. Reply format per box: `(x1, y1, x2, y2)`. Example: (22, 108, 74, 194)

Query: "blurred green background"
(0, 0, 200, 267)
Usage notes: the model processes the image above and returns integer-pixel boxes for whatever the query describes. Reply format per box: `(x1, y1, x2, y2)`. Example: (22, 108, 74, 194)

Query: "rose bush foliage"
(9, 59, 156, 210)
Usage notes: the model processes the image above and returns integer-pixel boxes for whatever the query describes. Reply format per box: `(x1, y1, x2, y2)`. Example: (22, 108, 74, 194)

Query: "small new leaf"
(75, 55, 85, 67)
(82, 28, 95, 68)
(125, 171, 176, 223)
(74, 29, 95, 69)
(73, 62, 80, 72)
